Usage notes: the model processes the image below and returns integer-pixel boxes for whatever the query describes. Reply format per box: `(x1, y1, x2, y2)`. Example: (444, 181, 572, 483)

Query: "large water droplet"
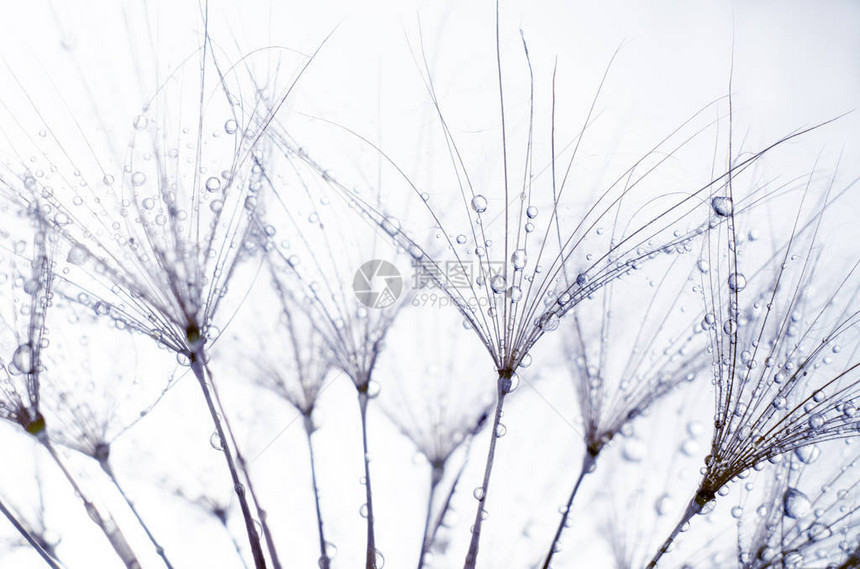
(512, 249, 526, 270)
(711, 196, 733, 217)
(807, 413, 825, 430)
(539, 313, 560, 332)
(622, 439, 646, 462)
(490, 275, 506, 294)
(471, 195, 488, 214)
(10, 343, 34, 375)
(66, 244, 88, 265)
(806, 522, 832, 542)
(210, 431, 224, 451)
(205, 177, 221, 192)
(783, 488, 811, 519)
(93, 301, 110, 316)
(131, 171, 146, 187)
(655, 493, 674, 516)
(382, 217, 400, 236)
(728, 273, 747, 292)
(224, 119, 238, 135)
(526, 206, 538, 219)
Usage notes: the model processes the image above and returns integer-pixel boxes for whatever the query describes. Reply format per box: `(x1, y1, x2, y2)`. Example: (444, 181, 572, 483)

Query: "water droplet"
(456, 234, 467, 245)
(526, 206, 538, 219)
(806, 522, 832, 542)
(210, 200, 224, 213)
(507, 286, 522, 302)
(133, 115, 148, 130)
(93, 301, 110, 316)
(783, 488, 811, 519)
(697, 259, 709, 273)
(495, 423, 507, 437)
(490, 275, 506, 294)
(366, 381, 381, 398)
(728, 273, 747, 292)
(687, 421, 704, 437)
(807, 413, 825, 430)
(471, 195, 488, 213)
(359, 504, 369, 518)
(730, 506, 743, 519)
(210, 431, 224, 450)
(655, 494, 674, 516)
(512, 249, 526, 270)
(131, 171, 146, 187)
(680, 439, 699, 456)
(622, 439, 646, 462)
(382, 217, 400, 236)
(66, 244, 88, 265)
(473, 487, 485, 501)
(224, 119, 238, 134)
(539, 313, 560, 332)
(711, 196, 733, 217)
(205, 177, 221, 192)
(576, 273, 589, 287)
(10, 343, 34, 375)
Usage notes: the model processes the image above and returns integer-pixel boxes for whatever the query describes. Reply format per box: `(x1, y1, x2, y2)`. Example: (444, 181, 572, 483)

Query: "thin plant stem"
(463, 373, 511, 569)
(422, 427, 483, 565)
(214, 513, 251, 569)
(417, 463, 443, 569)
(541, 452, 597, 569)
(233, 454, 282, 569)
(210, 367, 282, 569)
(0, 497, 61, 569)
(304, 415, 330, 569)
(99, 460, 174, 569)
(41, 441, 140, 568)
(190, 356, 267, 569)
(358, 390, 378, 569)
(645, 496, 700, 568)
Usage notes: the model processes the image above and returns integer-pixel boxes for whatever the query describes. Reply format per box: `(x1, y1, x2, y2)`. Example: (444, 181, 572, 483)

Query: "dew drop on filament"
(711, 196, 733, 217)
(471, 195, 488, 214)
(783, 488, 811, 519)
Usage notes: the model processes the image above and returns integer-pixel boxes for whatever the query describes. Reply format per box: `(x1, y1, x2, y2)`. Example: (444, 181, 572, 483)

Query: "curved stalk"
(42, 441, 140, 568)
(540, 452, 597, 569)
(645, 497, 700, 568)
(416, 463, 444, 569)
(190, 356, 267, 569)
(99, 460, 174, 569)
(463, 373, 511, 569)
(209, 367, 282, 569)
(0, 497, 61, 568)
(304, 415, 330, 569)
(358, 390, 378, 569)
